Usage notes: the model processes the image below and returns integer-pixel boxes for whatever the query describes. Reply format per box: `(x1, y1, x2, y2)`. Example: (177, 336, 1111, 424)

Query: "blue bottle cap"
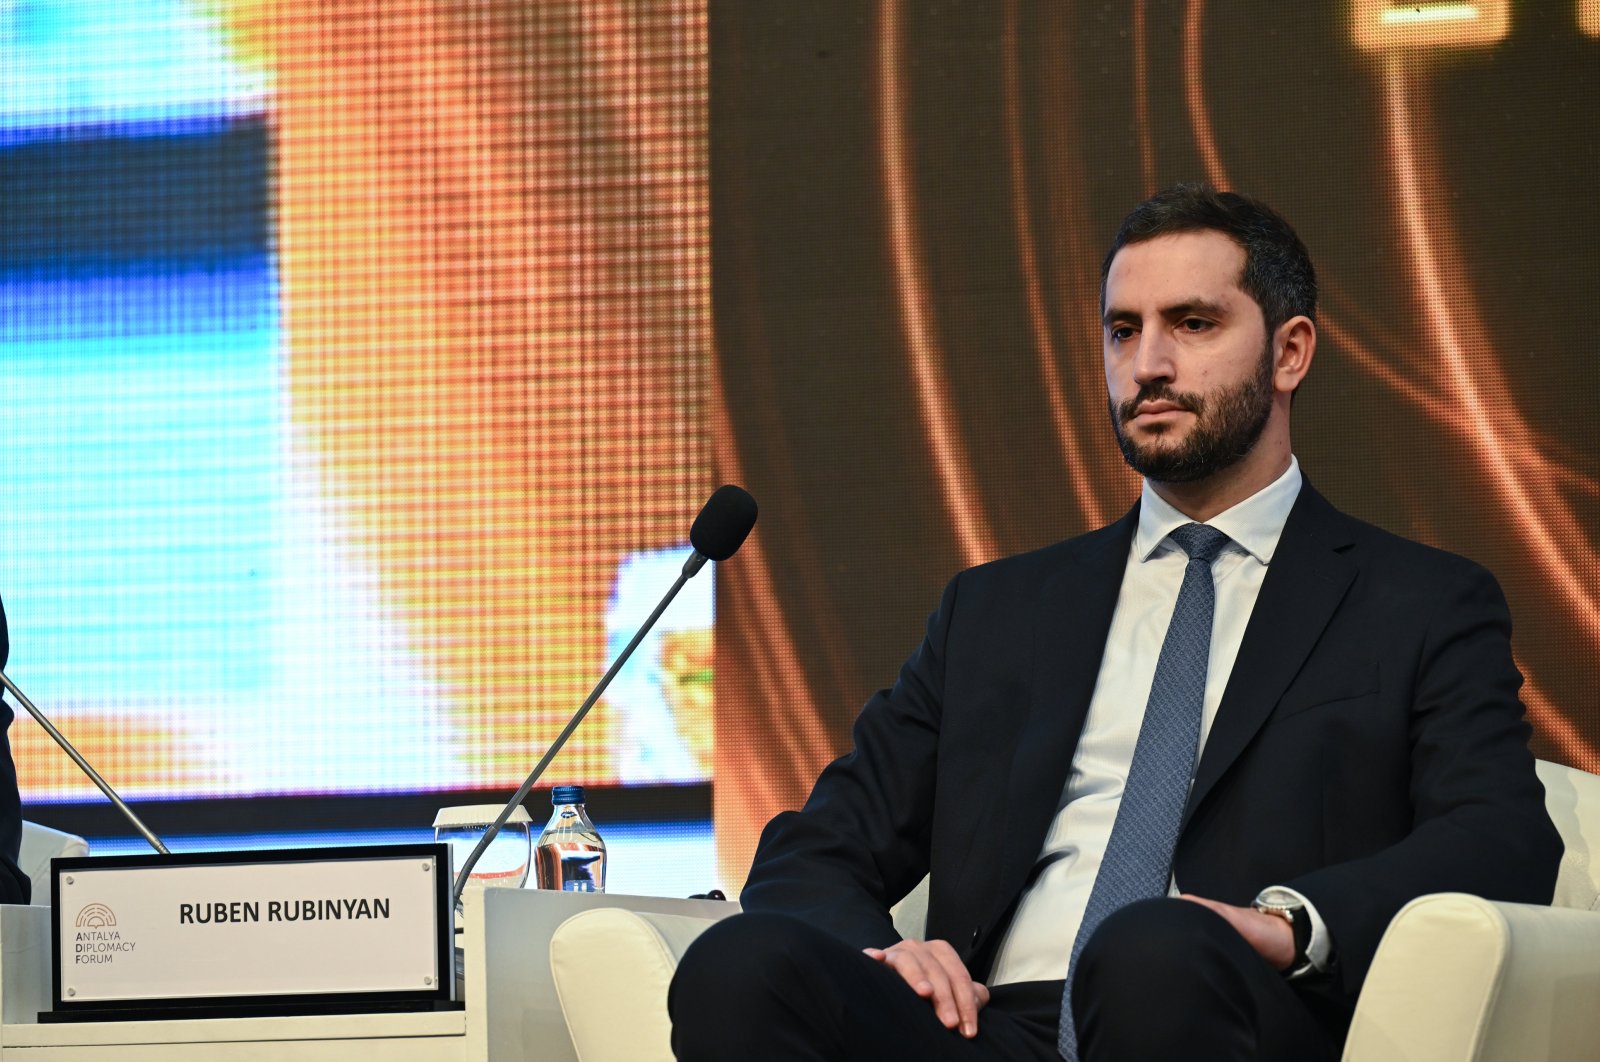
(551, 785, 585, 805)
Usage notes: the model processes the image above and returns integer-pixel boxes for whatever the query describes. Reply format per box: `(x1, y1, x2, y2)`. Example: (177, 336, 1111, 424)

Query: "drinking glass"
(433, 805, 533, 890)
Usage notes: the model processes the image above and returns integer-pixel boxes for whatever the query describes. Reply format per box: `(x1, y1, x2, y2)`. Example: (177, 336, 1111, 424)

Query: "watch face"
(1255, 887, 1303, 911)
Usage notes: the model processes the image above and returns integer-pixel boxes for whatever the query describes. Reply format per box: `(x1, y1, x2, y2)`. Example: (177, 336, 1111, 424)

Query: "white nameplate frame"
(47, 844, 454, 1021)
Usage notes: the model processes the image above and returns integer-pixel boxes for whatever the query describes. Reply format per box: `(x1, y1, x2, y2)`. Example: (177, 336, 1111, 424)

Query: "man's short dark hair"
(1101, 183, 1317, 336)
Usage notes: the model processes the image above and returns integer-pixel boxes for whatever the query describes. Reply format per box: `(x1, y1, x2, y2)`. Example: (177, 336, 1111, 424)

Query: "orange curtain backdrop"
(272, 1, 712, 784)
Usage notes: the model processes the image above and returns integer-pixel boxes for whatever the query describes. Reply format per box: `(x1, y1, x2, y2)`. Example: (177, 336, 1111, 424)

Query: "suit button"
(970, 927, 981, 946)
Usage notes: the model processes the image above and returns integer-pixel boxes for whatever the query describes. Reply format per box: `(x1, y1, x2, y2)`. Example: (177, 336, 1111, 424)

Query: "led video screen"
(2, 0, 716, 872)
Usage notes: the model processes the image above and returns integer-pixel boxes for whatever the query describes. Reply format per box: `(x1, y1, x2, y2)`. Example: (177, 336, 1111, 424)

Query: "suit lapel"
(994, 505, 1138, 901)
(1181, 484, 1357, 830)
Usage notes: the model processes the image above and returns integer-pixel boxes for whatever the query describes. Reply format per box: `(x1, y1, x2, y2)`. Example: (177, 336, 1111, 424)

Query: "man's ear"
(1273, 316, 1316, 395)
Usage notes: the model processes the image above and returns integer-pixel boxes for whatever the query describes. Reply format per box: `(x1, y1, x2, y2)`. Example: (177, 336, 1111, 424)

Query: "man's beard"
(1108, 347, 1275, 484)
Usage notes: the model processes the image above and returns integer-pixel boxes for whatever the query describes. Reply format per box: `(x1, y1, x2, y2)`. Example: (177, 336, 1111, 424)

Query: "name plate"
(48, 844, 453, 1020)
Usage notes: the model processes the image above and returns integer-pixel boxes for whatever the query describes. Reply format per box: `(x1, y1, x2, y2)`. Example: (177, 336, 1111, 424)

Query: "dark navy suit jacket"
(740, 483, 1561, 1015)
(0, 598, 31, 903)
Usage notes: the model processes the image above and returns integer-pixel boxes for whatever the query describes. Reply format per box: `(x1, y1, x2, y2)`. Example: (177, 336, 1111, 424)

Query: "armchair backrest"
(1536, 758, 1600, 912)
(19, 820, 89, 905)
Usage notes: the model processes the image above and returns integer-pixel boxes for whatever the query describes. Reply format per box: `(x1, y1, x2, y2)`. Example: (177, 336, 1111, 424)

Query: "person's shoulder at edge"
(1304, 486, 1507, 596)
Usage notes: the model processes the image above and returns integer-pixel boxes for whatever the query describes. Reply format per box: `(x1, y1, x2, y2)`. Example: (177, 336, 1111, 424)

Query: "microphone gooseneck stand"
(448, 484, 757, 908)
(0, 670, 170, 855)
(448, 553, 702, 909)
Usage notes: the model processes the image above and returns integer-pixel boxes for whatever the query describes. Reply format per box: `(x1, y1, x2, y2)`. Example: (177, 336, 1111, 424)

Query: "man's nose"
(1131, 330, 1177, 385)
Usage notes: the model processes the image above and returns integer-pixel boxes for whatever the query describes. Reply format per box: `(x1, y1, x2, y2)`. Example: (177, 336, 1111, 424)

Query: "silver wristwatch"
(1252, 886, 1317, 978)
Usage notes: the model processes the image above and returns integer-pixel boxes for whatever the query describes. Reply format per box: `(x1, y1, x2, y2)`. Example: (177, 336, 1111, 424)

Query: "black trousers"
(669, 899, 1343, 1061)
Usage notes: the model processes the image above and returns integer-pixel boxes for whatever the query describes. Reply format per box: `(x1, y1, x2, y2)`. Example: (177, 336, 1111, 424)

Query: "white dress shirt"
(987, 457, 1324, 985)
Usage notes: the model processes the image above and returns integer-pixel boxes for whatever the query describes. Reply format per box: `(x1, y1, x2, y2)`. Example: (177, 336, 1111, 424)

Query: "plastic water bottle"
(535, 785, 607, 892)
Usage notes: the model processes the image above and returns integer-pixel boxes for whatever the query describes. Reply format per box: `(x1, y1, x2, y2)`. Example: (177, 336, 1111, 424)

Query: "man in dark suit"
(670, 184, 1560, 1060)
(0, 599, 31, 904)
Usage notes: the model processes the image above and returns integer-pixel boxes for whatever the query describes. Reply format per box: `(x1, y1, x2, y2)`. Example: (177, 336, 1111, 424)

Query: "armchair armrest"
(1343, 893, 1600, 1062)
(550, 906, 736, 1062)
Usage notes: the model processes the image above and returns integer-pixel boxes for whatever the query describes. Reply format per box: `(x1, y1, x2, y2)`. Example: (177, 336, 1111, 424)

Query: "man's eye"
(1180, 318, 1212, 332)
(1109, 326, 1135, 342)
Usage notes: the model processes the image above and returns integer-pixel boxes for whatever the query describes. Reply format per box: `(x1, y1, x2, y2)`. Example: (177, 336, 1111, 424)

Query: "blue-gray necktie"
(1058, 522, 1231, 1060)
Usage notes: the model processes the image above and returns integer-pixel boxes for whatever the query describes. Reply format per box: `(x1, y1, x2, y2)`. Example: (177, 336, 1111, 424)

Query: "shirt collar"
(1134, 456, 1303, 565)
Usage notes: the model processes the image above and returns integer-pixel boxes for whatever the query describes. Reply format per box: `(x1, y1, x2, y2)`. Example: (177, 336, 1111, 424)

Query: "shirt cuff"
(1271, 884, 1331, 975)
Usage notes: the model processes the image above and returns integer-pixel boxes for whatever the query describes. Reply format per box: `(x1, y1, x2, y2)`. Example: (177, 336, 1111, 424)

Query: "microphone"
(682, 484, 760, 576)
(0, 598, 170, 855)
(450, 486, 757, 906)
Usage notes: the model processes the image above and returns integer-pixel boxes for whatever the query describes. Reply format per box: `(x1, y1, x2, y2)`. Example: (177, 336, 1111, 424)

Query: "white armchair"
(1338, 759, 1600, 1061)
(549, 760, 1600, 1062)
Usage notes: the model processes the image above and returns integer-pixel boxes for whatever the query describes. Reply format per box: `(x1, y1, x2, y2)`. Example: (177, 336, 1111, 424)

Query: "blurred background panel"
(710, 0, 1599, 882)
(1, 0, 1593, 896)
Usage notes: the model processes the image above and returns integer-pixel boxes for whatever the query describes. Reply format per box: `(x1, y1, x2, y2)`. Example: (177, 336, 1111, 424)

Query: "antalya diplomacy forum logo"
(74, 903, 134, 965)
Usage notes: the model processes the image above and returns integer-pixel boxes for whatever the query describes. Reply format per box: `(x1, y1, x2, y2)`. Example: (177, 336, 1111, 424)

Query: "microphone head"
(690, 485, 758, 562)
